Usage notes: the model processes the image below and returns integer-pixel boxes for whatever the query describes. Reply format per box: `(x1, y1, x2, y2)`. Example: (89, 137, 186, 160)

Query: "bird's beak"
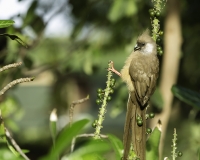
(134, 44, 140, 51)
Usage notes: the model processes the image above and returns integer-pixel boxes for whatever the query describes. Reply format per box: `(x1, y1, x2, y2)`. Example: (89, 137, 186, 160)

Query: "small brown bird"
(122, 30, 159, 160)
(109, 30, 159, 160)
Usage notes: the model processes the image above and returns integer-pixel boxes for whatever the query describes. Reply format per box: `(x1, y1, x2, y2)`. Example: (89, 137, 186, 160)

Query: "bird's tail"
(123, 93, 146, 160)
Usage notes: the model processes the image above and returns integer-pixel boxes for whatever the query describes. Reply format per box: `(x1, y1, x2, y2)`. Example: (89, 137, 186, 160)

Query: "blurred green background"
(0, 0, 200, 159)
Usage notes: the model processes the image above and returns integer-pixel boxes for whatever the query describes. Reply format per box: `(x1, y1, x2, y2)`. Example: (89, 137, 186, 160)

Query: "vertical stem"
(94, 62, 113, 139)
(151, 0, 182, 158)
(172, 128, 177, 160)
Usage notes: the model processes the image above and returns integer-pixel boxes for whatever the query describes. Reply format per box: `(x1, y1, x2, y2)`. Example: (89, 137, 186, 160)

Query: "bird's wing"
(129, 55, 159, 106)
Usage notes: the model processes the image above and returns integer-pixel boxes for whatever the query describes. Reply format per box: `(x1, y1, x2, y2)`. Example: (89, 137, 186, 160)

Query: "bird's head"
(134, 29, 157, 55)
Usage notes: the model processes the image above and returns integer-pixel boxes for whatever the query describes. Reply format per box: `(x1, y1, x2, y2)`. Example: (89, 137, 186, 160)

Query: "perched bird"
(121, 30, 159, 160)
(109, 30, 159, 160)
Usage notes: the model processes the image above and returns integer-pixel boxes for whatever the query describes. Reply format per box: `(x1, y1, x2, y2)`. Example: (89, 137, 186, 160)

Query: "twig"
(108, 61, 121, 76)
(172, 128, 177, 160)
(0, 111, 30, 160)
(0, 62, 22, 73)
(5, 128, 30, 160)
(0, 77, 34, 96)
(71, 133, 108, 152)
(69, 95, 89, 127)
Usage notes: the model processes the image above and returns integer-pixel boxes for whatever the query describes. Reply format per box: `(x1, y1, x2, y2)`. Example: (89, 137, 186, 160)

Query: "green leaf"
(0, 20, 14, 28)
(108, 0, 124, 22)
(125, 0, 137, 17)
(171, 85, 200, 110)
(40, 119, 89, 160)
(81, 154, 106, 160)
(7, 144, 19, 156)
(0, 148, 24, 160)
(23, 56, 33, 69)
(31, 15, 45, 34)
(67, 139, 111, 160)
(83, 51, 93, 75)
(23, 1, 38, 27)
(146, 123, 161, 160)
(0, 34, 28, 48)
(0, 97, 19, 118)
(108, 0, 137, 22)
(50, 121, 57, 145)
(108, 134, 123, 160)
(0, 113, 6, 144)
(0, 111, 25, 158)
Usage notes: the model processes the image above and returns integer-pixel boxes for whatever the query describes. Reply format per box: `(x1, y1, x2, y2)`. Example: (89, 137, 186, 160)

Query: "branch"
(0, 77, 34, 96)
(71, 133, 108, 152)
(0, 111, 30, 160)
(69, 95, 89, 126)
(5, 128, 30, 160)
(0, 62, 22, 73)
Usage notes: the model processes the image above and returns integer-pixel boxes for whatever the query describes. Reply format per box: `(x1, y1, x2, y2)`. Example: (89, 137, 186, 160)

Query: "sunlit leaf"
(0, 20, 14, 28)
(108, 0, 123, 22)
(171, 85, 200, 110)
(0, 111, 22, 158)
(125, 0, 137, 16)
(62, 153, 105, 160)
(7, 144, 19, 156)
(67, 139, 111, 160)
(0, 148, 24, 160)
(198, 148, 200, 160)
(83, 52, 93, 75)
(108, 134, 123, 160)
(108, 0, 137, 22)
(0, 97, 19, 118)
(146, 123, 161, 160)
(40, 119, 89, 160)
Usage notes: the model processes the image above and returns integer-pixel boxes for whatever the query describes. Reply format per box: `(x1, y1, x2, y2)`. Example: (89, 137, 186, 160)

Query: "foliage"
(0, 20, 27, 47)
(41, 119, 90, 160)
(146, 123, 161, 160)
(171, 85, 200, 110)
(0, 20, 14, 29)
(0, 0, 200, 160)
(108, 0, 137, 22)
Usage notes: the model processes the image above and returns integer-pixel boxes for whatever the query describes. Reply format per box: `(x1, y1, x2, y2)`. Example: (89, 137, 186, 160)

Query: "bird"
(121, 29, 159, 160)
(109, 29, 159, 160)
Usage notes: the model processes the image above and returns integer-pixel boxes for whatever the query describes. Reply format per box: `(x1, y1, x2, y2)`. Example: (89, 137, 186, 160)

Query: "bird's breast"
(121, 53, 159, 92)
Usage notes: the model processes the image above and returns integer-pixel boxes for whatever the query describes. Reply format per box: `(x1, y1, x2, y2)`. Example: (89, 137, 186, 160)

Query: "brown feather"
(121, 30, 159, 160)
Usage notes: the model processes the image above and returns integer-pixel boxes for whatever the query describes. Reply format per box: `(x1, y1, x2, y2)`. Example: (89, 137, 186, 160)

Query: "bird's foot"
(108, 61, 121, 76)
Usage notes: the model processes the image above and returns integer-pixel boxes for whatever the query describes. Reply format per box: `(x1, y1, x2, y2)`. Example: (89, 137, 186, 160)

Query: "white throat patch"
(143, 43, 154, 54)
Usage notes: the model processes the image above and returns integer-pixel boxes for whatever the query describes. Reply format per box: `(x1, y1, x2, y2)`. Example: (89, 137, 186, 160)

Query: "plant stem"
(94, 61, 113, 139)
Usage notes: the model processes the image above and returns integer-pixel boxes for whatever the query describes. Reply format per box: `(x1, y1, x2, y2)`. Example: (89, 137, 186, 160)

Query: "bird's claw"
(108, 61, 121, 77)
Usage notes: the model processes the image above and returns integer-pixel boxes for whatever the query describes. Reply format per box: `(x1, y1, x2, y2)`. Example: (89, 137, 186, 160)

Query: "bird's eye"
(138, 42, 145, 46)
